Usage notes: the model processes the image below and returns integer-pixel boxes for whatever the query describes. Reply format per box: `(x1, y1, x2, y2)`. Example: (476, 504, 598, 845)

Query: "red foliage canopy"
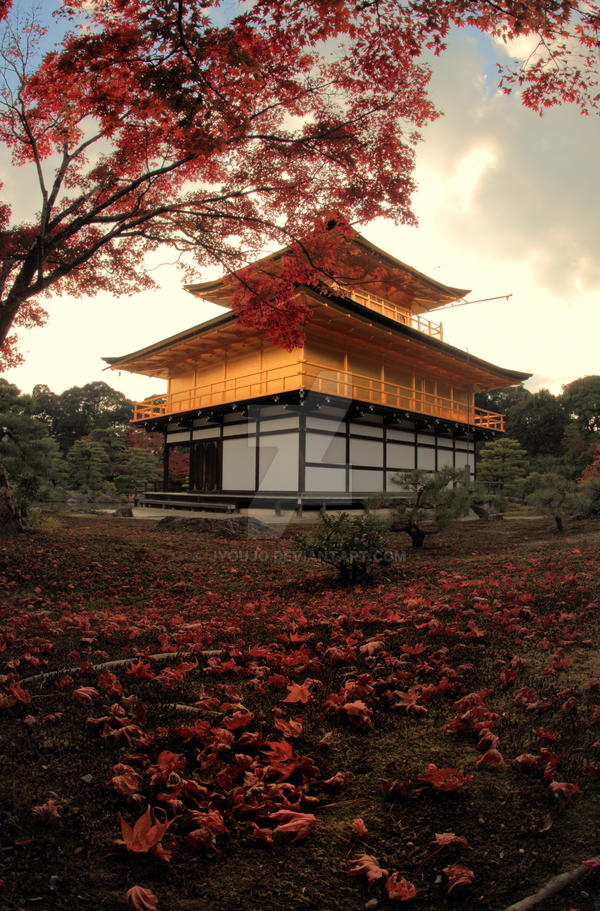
(0, 0, 598, 363)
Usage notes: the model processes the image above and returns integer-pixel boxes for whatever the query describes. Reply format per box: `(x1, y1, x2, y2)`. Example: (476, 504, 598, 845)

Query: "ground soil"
(0, 514, 598, 911)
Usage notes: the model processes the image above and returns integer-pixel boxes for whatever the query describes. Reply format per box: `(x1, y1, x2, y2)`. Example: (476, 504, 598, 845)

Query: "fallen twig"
(16, 649, 223, 687)
(504, 858, 596, 911)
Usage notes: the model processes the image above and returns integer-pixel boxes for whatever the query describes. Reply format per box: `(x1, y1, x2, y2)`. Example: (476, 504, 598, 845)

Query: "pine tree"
(477, 438, 528, 502)
(391, 467, 472, 547)
(0, 379, 66, 522)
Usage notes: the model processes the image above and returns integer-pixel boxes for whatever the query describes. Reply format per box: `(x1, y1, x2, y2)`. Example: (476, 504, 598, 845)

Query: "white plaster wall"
(349, 468, 384, 493)
(350, 437, 384, 467)
(258, 432, 299, 491)
(437, 448, 455, 469)
(349, 422, 384, 439)
(305, 466, 347, 492)
(455, 450, 475, 472)
(306, 432, 346, 465)
(387, 428, 415, 443)
(222, 437, 256, 491)
(192, 428, 220, 441)
(306, 408, 346, 433)
(417, 447, 436, 471)
(166, 431, 190, 443)
(223, 421, 257, 437)
(260, 416, 299, 432)
(386, 442, 415, 470)
(386, 471, 406, 491)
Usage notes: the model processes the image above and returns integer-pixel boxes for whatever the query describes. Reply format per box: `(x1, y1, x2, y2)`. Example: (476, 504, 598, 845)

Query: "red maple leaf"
(72, 686, 100, 702)
(513, 753, 543, 769)
(109, 765, 140, 796)
(350, 818, 368, 836)
(347, 853, 389, 884)
(443, 863, 474, 892)
(385, 873, 418, 901)
(274, 715, 303, 738)
(119, 807, 174, 857)
(127, 660, 155, 679)
(268, 809, 316, 841)
(222, 710, 255, 730)
(343, 700, 373, 726)
(8, 683, 30, 704)
(32, 799, 62, 823)
(262, 740, 294, 763)
(432, 832, 470, 848)
(246, 821, 275, 845)
(477, 728, 500, 751)
(548, 780, 580, 804)
(282, 681, 312, 704)
(392, 687, 428, 715)
(476, 749, 505, 768)
(126, 885, 158, 911)
(420, 764, 472, 792)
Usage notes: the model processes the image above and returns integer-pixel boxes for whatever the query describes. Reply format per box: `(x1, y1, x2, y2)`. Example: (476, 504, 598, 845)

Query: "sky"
(2, 8, 599, 404)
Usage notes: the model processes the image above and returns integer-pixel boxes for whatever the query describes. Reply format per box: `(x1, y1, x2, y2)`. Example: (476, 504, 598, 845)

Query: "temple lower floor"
(136, 391, 495, 512)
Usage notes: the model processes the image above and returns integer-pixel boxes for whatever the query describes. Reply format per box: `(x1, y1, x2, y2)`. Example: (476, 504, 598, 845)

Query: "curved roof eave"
(303, 286, 530, 385)
(184, 227, 470, 307)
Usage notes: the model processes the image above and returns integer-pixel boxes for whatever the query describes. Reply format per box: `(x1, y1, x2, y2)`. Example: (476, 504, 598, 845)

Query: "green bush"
(295, 511, 390, 584)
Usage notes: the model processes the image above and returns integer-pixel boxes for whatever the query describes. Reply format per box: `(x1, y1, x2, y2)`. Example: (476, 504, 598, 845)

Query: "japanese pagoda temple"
(104, 231, 529, 512)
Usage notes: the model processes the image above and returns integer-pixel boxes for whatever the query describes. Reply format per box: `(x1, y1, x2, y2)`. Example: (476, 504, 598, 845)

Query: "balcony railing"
(332, 285, 443, 339)
(302, 363, 503, 430)
(133, 362, 504, 430)
(133, 363, 304, 422)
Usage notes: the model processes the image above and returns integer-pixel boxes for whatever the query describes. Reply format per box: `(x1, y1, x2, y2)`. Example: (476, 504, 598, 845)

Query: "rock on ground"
(156, 515, 272, 537)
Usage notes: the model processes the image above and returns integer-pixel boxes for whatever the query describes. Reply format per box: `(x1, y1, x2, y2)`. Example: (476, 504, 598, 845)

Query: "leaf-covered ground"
(0, 514, 599, 911)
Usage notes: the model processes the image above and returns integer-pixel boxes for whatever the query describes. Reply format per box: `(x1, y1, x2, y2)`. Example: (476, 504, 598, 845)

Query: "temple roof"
(104, 290, 529, 390)
(185, 228, 470, 315)
(104, 230, 529, 390)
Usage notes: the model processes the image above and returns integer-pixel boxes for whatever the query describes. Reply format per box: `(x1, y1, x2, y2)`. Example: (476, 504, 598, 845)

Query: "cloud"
(411, 30, 600, 297)
(449, 143, 499, 212)
(361, 28, 599, 394)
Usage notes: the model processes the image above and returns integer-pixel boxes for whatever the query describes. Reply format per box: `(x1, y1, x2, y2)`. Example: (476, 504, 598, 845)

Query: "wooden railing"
(133, 361, 504, 431)
(133, 363, 304, 422)
(301, 363, 504, 430)
(334, 285, 443, 339)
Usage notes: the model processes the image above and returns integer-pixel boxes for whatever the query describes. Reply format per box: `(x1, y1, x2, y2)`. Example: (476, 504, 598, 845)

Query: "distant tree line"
(2, 372, 599, 528)
(0, 379, 162, 519)
(475, 375, 600, 529)
(476, 375, 600, 478)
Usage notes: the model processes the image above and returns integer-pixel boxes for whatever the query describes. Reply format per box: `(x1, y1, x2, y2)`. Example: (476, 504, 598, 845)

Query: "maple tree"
(580, 444, 600, 481)
(0, 0, 599, 366)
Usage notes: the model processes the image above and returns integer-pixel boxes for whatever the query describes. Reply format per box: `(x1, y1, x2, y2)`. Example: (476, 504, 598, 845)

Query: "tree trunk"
(554, 514, 564, 533)
(0, 464, 22, 533)
(409, 524, 426, 548)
